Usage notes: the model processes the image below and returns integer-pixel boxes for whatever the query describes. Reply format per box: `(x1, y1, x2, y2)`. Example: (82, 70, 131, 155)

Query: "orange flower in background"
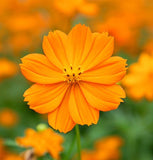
(81, 136, 123, 160)
(8, 34, 31, 55)
(0, 109, 18, 127)
(94, 16, 135, 49)
(122, 52, 153, 101)
(3, 154, 23, 160)
(20, 24, 127, 133)
(16, 128, 63, 159)
(4, 13, 46, 33)
(94, 136, 123, 160)
(0, 138, 23, 160)
(54, 0, 98, 17)
(0, 139, 5, 160)
(0, 59, 17, 80)
(81, 151, 96, 160)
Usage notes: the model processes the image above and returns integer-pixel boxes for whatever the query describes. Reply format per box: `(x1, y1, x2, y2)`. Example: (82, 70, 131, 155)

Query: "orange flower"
(0, 59, 17, 80)
(81, 136, 123, 160)
(81, 151, 96, 160)
(54, 0, 98, 17)
(4, 13, 47, 33)
(16, 128, 63, 159)
(122, 52, 153, 101)
(95, 17, 135, 49)
(0, 138, 23, 160)
(3, 154, 23, 160)
(7, 34, 31, 55)
(0, 139, 5, 160)
(0, 109, 18, 127)
(20, 24, 127, 133)
(94, 136, 123, 160)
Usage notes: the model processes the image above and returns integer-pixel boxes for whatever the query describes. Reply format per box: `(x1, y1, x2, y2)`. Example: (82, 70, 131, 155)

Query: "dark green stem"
(75, 124, 81, 160)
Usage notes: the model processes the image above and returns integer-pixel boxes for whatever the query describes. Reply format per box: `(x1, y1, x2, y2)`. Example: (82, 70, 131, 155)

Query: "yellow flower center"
(63, 66, 82, 83)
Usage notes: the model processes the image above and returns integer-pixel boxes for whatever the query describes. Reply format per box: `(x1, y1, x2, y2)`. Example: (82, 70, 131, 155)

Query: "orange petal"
(69, 84, 99, 125)
(24, 82, 68, 114)
(48, 87, 76, 133)
(82, 56, 127, 85)
(80, 82, 125, 111)
(20, 54, 64, 84)
(67, 24, 94, 67)
(43, 30, 69, 69)
(81, 32, 114, 71)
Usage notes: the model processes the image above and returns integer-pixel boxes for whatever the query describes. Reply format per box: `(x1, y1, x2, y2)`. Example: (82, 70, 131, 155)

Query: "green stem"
(75, 124, 81, 160)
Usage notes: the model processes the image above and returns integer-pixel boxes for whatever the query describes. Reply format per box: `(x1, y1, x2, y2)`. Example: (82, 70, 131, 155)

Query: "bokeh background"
(0, 0, 153, 160)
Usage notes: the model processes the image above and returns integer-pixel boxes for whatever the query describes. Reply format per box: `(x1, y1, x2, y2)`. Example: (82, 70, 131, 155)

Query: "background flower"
(17, 128, 63, 159)
(122, 52, 153, 101)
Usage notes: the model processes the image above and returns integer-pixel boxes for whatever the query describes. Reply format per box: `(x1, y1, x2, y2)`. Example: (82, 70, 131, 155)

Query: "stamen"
(64, 66, 82, 83)
(78, 72, 81, 75)
(64, 68, 66, 72)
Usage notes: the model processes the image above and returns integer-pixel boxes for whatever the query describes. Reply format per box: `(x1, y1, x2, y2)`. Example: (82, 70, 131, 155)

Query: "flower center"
(63, 66, 82, 83)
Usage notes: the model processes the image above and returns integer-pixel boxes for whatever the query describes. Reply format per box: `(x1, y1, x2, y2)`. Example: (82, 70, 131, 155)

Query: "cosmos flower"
(81, 136, 123, 160)
(0, 59, 17, 81)
(122, 52, 153, 101)
(3, 154, 23, 160)
(16, 128, 63, 159)
(54, 0, 98, 17)
(0, 138, 23, 160)
(20, 24, 127, 133)
(94, 16, 135, 49)
(0, 139, 5, 160)
(0, 109, 18, 127)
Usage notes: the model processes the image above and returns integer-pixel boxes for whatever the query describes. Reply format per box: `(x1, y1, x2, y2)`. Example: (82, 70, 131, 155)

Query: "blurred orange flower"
(20, 24, 127, 133)
(4, 13, 45, 33)
(0, 139, 5, 159)
(95, 17, 135, 49)
(0, 109, 18, 127)
(54, 0, 98, 17)
(3, 12, 48, 55)
(81, 151, 96, 160)
(0, 138, 23, 160)
(122, 52, 153, 101)
(81, 136, 123, 160)
(0, 59, 17, 81)
(16, 128, 63, 159)
(3, 154, 23, 160)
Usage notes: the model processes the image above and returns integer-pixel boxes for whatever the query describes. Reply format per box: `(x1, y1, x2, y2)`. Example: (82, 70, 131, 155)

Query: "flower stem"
(75, 124, 81, 160)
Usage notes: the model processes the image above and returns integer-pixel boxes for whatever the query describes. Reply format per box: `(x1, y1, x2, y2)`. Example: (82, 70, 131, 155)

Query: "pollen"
(63, 66, 82, 83)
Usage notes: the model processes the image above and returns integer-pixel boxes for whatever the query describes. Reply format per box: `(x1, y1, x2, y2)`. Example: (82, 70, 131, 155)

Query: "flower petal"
(24, 82, 68, 114)
(82, 56, 127, 85)
(69, 84, 99, 125)
(48, 87, 76, 133)
(80, 82, 125, 111)
(43, 30, 69, 69)
(67, 24, 94, 67)
(81, 32, 114, 71)
(20, 54, 64, 84)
